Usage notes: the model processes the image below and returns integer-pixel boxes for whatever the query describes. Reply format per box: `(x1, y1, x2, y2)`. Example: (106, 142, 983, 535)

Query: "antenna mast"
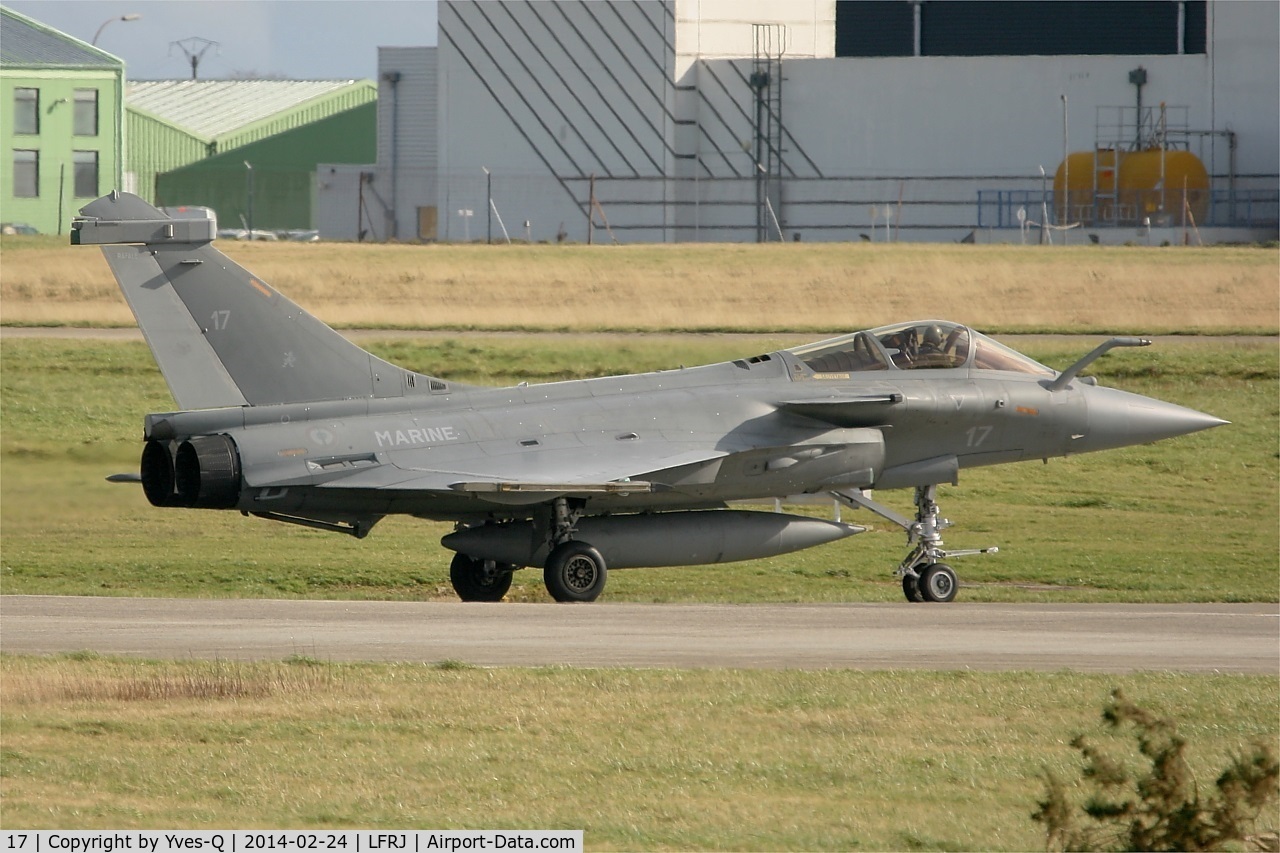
(170, 37, 219, 80)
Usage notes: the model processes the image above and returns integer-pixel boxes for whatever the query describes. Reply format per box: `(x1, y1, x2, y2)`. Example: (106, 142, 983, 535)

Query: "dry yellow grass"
(1, 238, 1276, 333)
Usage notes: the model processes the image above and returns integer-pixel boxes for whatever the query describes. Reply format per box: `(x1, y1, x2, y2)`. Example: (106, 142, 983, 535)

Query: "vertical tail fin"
(74, 192, 442, 409)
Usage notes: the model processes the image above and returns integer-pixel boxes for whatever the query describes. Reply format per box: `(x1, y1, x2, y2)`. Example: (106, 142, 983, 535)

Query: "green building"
(1, 6, 124, 235)
(127, 79, 377, 230)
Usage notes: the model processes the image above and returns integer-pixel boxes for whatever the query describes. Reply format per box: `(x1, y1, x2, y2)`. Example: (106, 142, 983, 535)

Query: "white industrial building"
(317, 0, 1279, 243)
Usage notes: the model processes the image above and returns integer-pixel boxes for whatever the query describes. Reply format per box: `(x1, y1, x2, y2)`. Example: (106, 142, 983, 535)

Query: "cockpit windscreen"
(788, 321, 1055, 376)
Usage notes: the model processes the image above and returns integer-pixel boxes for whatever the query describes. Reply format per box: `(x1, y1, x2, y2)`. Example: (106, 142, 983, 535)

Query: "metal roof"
(0, 6, 123, 68)
(126, 79, 373, 140)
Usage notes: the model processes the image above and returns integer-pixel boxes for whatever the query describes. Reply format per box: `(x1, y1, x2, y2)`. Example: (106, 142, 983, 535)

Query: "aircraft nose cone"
(1080, 385, 1228, 453)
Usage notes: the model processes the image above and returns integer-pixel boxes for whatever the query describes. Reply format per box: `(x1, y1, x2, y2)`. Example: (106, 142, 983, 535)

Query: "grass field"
(1, 656, 1276, 850)
(2, 236, 1277, 334)
(1, 240, 1277, 847)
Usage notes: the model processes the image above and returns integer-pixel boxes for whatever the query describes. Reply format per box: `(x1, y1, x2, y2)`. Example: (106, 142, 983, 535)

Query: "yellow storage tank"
(1054, 148, 1209, 225)
(1053, 150, 1117, 224)
(1118, 149, 1209, 224)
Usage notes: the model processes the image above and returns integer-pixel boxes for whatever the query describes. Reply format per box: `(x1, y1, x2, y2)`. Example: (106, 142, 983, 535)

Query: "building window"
(921, 1, 1179, 56)
(835, 1, 1207, 57)
(835, 1, 915, 57)
(13, 150, 39, 197)
(73, 150, 98, 198)
(1183, 1, 1207, 54)
(14, 88, 39, 135)
(74, 89, 99, 136)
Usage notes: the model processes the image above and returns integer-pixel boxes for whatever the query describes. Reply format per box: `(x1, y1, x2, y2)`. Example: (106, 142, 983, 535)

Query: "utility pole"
(171, 37, 218, 80)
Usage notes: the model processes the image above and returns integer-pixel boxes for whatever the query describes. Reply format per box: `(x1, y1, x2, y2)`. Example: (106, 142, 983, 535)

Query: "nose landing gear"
(833, 484, 997, 603)
(906, 562, 958, 603)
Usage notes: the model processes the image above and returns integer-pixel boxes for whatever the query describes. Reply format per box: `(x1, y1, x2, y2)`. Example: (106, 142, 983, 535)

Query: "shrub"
(1033, 689, 1278, 852)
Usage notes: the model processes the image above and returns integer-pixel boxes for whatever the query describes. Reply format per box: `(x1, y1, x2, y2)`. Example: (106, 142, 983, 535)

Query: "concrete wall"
(376, 46, 438, 241)
(684, 0, 1277, 240)
(315, 163, 368, 241)
(688, 41, 1279, 240)
(380, 0, 1278, 243)
(436, 0, 679, 242)
(674, 0, 834, 76)
(1207, 0, 1280, 179)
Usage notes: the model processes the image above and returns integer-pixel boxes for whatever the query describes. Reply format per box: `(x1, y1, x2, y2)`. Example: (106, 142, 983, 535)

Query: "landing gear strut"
(832, 484, 996, 603)
(542, 497, 607, 602)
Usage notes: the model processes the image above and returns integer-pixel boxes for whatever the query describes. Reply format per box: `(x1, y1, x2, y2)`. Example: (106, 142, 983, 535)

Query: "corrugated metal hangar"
(318, 0, 1278, 244)
(128, 79, 377, 230)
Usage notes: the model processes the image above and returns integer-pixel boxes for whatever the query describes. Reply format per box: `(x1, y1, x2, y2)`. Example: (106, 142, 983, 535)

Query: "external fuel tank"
(443, 510, 865, 569)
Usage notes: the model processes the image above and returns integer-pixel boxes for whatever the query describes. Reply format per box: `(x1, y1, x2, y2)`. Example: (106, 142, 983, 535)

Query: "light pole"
(1039, 165, 1048, 245)
(1060, 93, 1069, 239)
(482, 166, 492, 245)
(92, 13, 140, 45)
(244, 161, 255, 238)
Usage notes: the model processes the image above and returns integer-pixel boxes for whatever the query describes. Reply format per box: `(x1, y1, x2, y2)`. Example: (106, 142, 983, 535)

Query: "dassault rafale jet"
(74, 192, 1226, 603)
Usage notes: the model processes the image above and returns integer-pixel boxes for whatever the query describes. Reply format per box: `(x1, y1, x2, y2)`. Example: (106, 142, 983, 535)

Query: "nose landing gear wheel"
(833, 484, 992, 604)
(544, 541, 607, 602)
(917, 563, 958, 603)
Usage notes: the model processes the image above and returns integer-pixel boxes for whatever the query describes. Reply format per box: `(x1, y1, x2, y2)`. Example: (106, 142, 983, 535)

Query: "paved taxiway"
(2, 597, 1275, 673)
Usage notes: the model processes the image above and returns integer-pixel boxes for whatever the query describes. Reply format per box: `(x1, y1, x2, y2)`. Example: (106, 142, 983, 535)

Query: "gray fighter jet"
(74, 192, 1227, 603)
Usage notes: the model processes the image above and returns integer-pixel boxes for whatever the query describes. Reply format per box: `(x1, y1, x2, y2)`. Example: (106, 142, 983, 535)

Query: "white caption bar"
(2, 833, 582, 853)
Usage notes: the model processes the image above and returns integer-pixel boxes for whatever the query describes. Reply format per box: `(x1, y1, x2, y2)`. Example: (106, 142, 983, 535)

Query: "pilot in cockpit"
(919, 324, 946, 355)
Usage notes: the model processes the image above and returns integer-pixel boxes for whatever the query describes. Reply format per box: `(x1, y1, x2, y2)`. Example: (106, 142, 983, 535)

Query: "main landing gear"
(449, 497, 608, 603)
(544, 540, 607, 602)
(540, 496, 607, 602)
(832, 484, 997, 603)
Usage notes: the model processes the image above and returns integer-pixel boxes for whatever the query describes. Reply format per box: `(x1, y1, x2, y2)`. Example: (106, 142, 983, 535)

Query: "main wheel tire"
(902, 572, 924, 603)
(544, 541, 607, 602)
(917, 563, 958, 603)
(449, 552, 514, 602)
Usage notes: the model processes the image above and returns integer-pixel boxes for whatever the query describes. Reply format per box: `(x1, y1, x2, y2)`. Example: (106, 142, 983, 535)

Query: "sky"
(7, 0, 438, 80)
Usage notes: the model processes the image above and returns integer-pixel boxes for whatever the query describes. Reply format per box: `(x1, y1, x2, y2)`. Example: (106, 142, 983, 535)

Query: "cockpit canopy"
(788, 321, 1054, 376)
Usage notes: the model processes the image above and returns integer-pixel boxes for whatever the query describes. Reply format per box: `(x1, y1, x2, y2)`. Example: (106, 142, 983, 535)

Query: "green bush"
(1033, 689, 1278, 852)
